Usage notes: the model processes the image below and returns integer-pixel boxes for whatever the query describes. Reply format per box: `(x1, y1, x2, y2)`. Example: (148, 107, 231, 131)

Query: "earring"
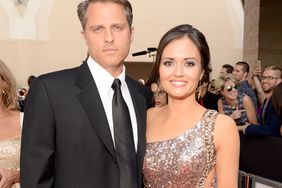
(197, 80, 202, 100)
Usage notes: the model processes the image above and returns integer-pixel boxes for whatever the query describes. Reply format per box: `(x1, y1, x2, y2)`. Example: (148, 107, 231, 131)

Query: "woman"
(217, 75, 257, 129)
(143, 24, 239, 187)
(0, 60, 22, 188)
(150, 82, 167, 107)
(145, 76, 168, 107)
(272, 82, 282, 136)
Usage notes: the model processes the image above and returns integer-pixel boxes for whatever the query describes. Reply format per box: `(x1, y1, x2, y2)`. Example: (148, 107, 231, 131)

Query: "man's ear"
(81, 30, 85, 38)
(243, 72, 248, 79)
(130, 27, 135, 43)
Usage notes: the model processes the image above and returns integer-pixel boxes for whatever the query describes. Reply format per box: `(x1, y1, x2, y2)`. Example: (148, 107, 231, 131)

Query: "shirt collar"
(87, 56, 127, 93)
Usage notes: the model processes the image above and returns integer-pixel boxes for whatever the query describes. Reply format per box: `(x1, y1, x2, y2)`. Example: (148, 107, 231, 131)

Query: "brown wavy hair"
(272, 82, 282, 116)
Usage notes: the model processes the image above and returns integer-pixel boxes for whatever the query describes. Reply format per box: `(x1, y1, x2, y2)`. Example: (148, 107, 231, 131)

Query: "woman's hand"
(230, 110, 246, 120)
(0, 168, 19, 188)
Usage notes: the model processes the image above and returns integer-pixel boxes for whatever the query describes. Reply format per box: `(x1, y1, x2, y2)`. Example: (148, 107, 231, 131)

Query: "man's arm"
(244, 107, 282, 136)
(252, 64, 266, 104)
(20, 77, 55, 188)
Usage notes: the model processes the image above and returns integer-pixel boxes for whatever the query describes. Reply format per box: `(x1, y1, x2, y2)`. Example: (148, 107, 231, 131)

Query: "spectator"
(197, 72, 219, 111)
(150, 82, 167, 108)
(233, 61, 257, 108)
(243, 65, 282, 136)
(27, 75, 36, 88)
(272, 82, 282, 136)
(219, 64, 233, 79)
(0, 59, 22, 188)
(217, 74, 257, 128)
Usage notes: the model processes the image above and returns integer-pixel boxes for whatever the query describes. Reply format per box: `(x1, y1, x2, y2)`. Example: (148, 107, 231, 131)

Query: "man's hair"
(236, 61, 250, 74)
(27, 75, 36, 87)
(222, 64, 233, 74)
(264, 64, 282, 79)
(77, 0, 133, 30)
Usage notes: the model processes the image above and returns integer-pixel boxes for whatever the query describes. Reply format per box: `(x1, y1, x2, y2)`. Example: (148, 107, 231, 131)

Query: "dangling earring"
(197, 80, 202, 100)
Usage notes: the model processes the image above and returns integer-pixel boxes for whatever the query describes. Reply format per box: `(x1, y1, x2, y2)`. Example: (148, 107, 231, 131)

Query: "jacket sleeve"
(20, 77, 55, 188)
(244, 104, 282, 136)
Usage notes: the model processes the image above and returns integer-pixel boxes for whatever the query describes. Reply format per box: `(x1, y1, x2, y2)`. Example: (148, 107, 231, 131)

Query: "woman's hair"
(148, 24, 211, 84)
(215, 74, 236, 91)
(272, 82, 282, 116)
(0, 60, 18, 110)
(77, 0, 133, 30)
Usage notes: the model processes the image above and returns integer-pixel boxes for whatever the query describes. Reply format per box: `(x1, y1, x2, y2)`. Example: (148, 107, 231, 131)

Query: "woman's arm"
(217, 99, 224, 114)
(243, 95, 258, 124)
(0, 169, 20, 187)
(214, 115, 240, 188)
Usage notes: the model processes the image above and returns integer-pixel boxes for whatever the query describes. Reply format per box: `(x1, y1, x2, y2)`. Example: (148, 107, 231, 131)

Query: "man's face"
(261, 69, 282, 93)
(219, 68, 227, 79)
(233, 65, 247, 82)
(82, 2, 134, 77)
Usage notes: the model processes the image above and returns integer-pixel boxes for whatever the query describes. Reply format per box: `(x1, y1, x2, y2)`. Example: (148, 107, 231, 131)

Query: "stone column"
(243, 0, 282, 68)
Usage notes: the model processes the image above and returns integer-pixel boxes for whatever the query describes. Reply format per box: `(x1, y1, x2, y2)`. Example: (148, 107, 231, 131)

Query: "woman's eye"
(185, 61, 195, 67)
(162, 60, 174, 66)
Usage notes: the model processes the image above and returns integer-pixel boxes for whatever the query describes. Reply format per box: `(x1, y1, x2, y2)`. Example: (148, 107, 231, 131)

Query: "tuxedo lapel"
(76, 62, 116, 161)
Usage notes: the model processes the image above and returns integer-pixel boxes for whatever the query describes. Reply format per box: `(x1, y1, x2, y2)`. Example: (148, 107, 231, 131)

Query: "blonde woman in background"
(217, 74, 257, 130)
(0, 60, 22, 188)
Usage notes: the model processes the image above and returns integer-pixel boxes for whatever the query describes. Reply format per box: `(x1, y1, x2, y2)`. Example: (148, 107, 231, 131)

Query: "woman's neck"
(166, 96, 203, 117)
(225, 97, 236, 108)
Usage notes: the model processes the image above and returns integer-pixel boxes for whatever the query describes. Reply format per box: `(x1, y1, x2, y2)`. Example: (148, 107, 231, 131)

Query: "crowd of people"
(200, 63, 282, 137)
(0, 0, 281, 187)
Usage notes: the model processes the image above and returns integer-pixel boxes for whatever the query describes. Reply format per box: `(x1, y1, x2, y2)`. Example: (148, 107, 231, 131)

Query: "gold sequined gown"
(0, 136, 21, 188)
(143, 110, 218, 188)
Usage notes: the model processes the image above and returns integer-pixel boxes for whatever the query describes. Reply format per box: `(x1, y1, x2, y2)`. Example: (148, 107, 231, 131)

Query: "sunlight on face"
(159, 37, 203, 100)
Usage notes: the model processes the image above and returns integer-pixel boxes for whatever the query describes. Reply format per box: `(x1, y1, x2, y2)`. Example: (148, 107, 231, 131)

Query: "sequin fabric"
(143, 110, 218, 188)
(0, 136, 21, 171)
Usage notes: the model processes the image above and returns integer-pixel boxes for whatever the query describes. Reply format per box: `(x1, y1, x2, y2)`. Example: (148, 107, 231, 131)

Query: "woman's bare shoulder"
(147, 107, 165, 127)
(214, 114, 238, 135)
(214, 113, 239, 147)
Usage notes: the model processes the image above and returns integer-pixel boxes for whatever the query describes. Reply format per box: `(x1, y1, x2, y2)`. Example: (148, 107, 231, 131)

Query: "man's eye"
(112, 26, 123, 31)
(92, 27, 104, 32)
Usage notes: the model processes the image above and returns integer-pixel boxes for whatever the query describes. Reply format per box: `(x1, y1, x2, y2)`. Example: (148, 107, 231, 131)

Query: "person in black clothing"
(197, 72, 219, 111)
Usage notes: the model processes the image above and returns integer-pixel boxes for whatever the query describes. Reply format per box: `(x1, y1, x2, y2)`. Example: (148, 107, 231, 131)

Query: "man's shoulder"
(37, 64, 87, 85)
(126, 76, 153, 107)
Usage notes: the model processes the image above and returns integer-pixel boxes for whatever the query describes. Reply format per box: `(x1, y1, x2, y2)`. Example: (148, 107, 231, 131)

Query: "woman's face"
(151, 82, 167, 107)
(159, 37, 204, 100)
(222, 80, 238, 100)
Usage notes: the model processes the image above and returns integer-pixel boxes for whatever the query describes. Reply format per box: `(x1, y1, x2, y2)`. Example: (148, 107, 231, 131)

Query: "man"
(243, 65, 282, 136)
(197, 72, 219, 111)
(20, 0, 152, 188)
(219, 64, 233, 79)
(233, 61, 257, 108)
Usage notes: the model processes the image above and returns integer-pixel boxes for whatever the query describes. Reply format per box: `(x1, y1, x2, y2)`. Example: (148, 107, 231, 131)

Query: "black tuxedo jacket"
(20, 62, 152, 188)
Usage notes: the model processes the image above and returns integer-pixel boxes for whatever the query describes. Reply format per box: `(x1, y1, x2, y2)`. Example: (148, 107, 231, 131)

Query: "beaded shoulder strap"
(198, 110, 218, 187)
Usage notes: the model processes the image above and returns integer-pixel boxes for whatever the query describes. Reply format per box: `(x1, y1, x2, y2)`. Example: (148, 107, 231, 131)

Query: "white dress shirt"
(87, 57, 138, 151)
